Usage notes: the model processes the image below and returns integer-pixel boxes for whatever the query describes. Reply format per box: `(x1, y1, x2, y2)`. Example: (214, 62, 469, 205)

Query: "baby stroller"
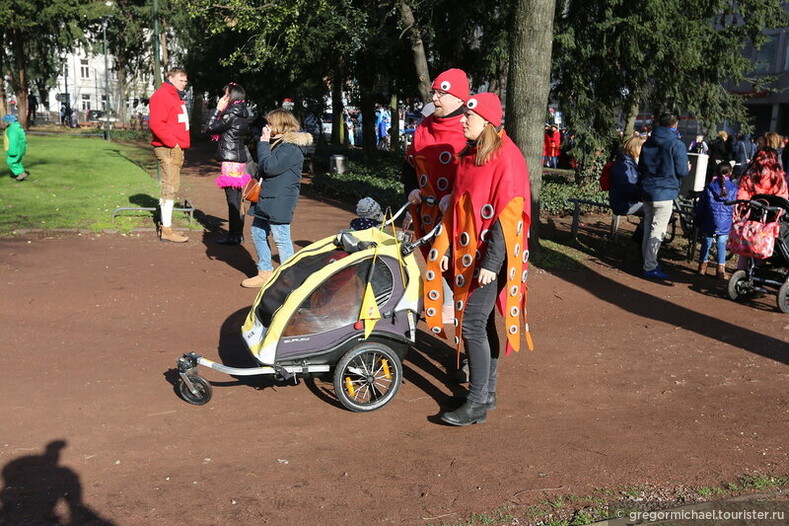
(176, 203, 437, 412)
(727, 194, 789, 313)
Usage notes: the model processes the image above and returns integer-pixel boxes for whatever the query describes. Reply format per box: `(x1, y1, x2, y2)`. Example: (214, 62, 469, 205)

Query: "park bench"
(111, 200, 195, 223)
(569, 198, 631, 241)
(303, 144, 316, 174)
(569, 197, 699, 260)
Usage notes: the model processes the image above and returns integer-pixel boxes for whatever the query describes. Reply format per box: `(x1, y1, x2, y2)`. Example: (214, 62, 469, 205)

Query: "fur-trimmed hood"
(279, 130, 314, 147)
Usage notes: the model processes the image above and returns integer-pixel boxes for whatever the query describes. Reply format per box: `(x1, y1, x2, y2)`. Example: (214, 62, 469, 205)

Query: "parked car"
(87, 110, 118, 124)
(322, 112, 333, 140)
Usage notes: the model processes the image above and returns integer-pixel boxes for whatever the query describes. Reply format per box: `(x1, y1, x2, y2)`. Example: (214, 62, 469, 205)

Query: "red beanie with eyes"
(465, 92, 502, 127)
(431, 69, 470, 101)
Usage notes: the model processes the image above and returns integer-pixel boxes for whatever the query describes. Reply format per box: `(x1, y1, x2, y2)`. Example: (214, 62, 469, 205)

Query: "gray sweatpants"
(642, 200, 674, 272)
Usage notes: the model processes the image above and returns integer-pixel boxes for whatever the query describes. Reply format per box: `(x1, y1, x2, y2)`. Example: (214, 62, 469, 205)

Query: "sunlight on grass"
(429, 474, 788, 526)
(0, 135, 191, 235)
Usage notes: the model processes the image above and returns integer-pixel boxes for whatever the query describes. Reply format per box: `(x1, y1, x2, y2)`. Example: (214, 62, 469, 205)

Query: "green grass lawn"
(0, 134, 191, 235)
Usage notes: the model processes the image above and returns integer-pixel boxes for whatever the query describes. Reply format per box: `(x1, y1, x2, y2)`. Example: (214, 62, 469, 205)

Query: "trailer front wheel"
(178, 375, 213, 405)
(334, 342, 402, 412)
(777, 282, 789, 314)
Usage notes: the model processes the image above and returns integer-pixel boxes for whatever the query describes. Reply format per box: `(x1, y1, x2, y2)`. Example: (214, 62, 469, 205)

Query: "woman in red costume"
(423, 93, 532, 426)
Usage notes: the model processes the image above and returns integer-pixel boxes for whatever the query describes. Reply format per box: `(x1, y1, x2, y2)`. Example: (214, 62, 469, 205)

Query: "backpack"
(599, 161, 614, 191)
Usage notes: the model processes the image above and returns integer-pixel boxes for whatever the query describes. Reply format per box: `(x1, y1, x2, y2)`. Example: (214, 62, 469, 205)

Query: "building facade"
(46, 49, 154, 125)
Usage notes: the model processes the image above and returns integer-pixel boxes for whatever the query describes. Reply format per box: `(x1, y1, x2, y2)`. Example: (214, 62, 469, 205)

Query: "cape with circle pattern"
(406, 112, 468, 243)
(423, 130, 533, 355)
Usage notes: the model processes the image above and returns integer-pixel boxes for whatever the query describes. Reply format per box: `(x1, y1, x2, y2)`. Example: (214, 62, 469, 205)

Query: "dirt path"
(1, 142, 787, 525)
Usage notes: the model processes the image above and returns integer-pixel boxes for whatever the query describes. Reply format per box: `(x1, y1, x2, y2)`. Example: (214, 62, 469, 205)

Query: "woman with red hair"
(737, 147, 788, 201)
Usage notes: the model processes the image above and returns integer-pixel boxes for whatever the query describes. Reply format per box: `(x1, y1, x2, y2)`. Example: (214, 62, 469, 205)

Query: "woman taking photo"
(241, 109, 313, 288)
(205, 82, 251, 245)
(423, 93, 532, 426)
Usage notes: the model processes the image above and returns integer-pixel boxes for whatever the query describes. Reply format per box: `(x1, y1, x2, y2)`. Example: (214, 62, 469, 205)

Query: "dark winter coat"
(733, 138, 755, 167)
(696, 176, 738, 236)
(608, 153, 642, 215)
(248, 131, 313, 224)
(638, 126, 689, 202)
(707, 136, 731, 166)
(205, 103, 250, 162)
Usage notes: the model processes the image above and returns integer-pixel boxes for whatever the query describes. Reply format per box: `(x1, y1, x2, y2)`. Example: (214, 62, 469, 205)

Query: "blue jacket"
(608, 153, 641, 215)
(638, 126, 689, 202)
(248, 131, 313, 224)
(696, 176, 738, 236)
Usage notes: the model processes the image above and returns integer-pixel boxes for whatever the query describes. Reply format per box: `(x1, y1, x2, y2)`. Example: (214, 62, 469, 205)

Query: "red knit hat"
(465, 92, 502, 127)
(431, 69, 470, 101)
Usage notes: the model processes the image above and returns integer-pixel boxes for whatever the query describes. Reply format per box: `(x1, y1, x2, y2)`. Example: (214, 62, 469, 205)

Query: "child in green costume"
(3, 114, 28, 181)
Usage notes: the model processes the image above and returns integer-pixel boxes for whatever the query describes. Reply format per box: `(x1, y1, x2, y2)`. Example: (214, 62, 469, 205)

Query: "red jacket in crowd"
(149, 81, 191, 149)
(543, 128, 561, 158)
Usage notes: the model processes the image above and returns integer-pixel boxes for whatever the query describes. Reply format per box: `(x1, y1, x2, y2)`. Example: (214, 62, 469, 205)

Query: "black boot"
(440, 400, 487, 426)
(216, 235, 243, 245)
(486, 392, 497, 410)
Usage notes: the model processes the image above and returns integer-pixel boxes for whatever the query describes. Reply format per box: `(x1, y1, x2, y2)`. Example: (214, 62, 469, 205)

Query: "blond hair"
(266, 109, 300, 136)
(459, 124, 502, 166)
(763, 131, 782, 150)
(622, 135, 645, 159)
(717, 130, 728, 141)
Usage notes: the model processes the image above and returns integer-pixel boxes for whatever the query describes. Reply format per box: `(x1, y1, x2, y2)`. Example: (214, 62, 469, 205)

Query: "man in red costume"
(150, 67, 191, 243)
(402, 68, 470, 325)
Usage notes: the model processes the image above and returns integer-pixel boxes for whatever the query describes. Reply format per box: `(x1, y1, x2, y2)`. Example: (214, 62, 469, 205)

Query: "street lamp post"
(102, 16, 111, 141)
(153, 0, 161, 88)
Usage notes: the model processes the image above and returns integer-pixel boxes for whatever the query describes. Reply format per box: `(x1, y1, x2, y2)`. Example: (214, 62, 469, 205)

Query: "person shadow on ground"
(0, 440, 115, 525)
(195, 211, 258, 276)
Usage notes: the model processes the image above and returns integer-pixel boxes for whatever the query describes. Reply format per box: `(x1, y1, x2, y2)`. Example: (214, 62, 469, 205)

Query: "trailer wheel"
(178, 375, 213, 405)
(777, 282, 789, 314)
(727, 270, 751, 302)
(334, 342, 402, 412)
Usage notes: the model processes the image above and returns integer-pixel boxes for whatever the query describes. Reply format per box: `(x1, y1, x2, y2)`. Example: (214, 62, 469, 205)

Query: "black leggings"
(224, 187, 244, 237)
(462, 277, 501, 404)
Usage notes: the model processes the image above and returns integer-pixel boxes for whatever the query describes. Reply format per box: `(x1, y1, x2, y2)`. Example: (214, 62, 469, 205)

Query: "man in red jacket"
(150, 67, 191, 243)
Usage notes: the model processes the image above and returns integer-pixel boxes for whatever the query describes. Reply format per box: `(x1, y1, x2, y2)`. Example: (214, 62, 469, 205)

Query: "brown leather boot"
(697, 261, 708, 275)
(160, 226, 189, 243)
(241, 270, 273, 288)
(717, 264, 727, 280)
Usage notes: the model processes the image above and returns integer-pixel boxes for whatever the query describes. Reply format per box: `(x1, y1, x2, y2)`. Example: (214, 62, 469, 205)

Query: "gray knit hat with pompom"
(356, 197, 384, 222)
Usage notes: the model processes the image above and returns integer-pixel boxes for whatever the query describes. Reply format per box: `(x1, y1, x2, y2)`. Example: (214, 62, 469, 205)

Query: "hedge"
(311, 154, 609, 216)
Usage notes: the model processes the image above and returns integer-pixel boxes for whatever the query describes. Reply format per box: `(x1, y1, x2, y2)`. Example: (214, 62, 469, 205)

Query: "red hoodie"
(149, 82, 191, 149)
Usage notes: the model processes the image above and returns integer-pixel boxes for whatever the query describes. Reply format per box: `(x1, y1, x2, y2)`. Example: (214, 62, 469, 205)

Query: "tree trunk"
(399, 0, 431, 104)
(389, 94, 399, 152)
(160, 32, 169, 74)
(34, 79, 50, 112)
(117, 70, 128, 127)
(10, 29, 29, 129)
(623, 100, 639, 138)
(506, 0, 557, 253)
(360, 90, 376, 156)
(191, 91, 204, 134)
(331, 65, 344, 145)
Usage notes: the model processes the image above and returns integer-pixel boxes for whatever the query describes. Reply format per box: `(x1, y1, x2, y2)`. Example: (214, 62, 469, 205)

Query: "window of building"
(80, 59, 90, 79)
(81, 94, 91, 111)
(784, 37, 789, 71)
(101, 94, 108, 111)
(753, 35, 778, 74)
